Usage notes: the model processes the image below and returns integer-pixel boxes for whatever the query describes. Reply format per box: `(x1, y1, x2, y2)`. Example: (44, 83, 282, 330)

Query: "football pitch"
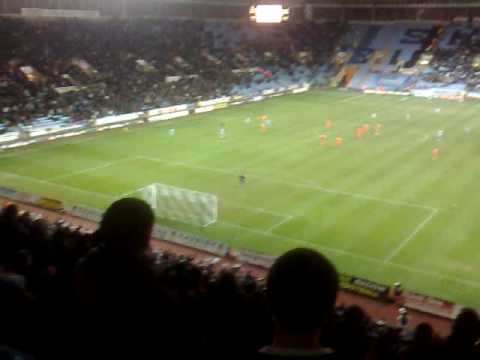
(2, 89, 480, 307)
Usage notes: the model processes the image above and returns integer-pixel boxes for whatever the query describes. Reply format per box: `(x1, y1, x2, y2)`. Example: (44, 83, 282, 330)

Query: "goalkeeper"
(239, 174, 246, 185)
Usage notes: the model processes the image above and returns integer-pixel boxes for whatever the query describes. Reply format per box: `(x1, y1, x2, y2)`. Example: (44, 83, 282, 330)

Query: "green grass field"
(2, 89, 480, 307)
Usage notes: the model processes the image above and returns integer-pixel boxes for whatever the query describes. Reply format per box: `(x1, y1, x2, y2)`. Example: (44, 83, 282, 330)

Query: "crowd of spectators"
(0, 18, 343, 132)
(420, 25, 480, 90)
(1, 199, 479, 360)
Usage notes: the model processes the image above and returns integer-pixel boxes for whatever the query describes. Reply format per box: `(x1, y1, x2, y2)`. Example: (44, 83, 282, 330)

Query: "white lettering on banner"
(263, 89, 276, 95)
(411, 89, 465, 100)
(0, 132, 20, 144)
(95, 112, 141, 126)
(292, 87, 309, 94)
(1, 140, 36, 150)
(288, 84, 299, 90)
(47, 130, 87, 141)
(30, 124, 84, 138)
(148, 105, 188, 116)
(364, 89, 410, 96)
(21, 8, 100, 18)
(411, 89, 435, 98)
(96, 124, 128, 131)
(252, 96, 264, 102)
(194, 106, 215, 114)
(197, 97, 231, 107)
(149, 110, 189, 122)
(467, 92, 480, 99)
(30, 127, 60, 137)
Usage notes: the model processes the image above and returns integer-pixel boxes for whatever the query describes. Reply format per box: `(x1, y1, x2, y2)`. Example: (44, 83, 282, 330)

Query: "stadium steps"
(347, 25, 381, 89)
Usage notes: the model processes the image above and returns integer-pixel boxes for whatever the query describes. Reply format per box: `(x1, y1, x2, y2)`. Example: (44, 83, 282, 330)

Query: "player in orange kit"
(432, 147, 440, 160)
(356, 126, 365, 139)
(335, 136, 343, 147)
(319, 134, 328, 145)
(325, 119, 333, 129)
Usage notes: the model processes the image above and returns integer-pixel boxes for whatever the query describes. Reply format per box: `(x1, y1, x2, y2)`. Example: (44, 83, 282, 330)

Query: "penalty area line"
(384, 208, 439, 263)
(219, 219, 480, 289)
(137, 155, 438, 212)
(264, 215, 293, 233)
(46, 157, 136, 182)
(0, 171, 114, 201)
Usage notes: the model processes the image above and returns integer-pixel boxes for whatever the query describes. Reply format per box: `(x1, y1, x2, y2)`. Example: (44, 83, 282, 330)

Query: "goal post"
(135, 183, 218, 227)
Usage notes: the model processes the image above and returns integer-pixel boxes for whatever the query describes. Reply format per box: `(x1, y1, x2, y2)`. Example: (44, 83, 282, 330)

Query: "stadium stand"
(330, 20, 480, 97)
(413, 23, 480, 94)
(0, 18, 342, 135)
(1, 200, 480, 359)
(4, 7, 480, 359)
(5, 17, 480, 136)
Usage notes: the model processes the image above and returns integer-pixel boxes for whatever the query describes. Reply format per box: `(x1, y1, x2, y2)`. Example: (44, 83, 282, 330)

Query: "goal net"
(136, 183, 218, 227)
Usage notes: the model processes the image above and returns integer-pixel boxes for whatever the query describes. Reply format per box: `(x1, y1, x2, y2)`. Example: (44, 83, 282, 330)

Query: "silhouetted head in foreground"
(449, 308, 480, 347)
(97, 198, 154, 257)
(265, 248, 338, 352)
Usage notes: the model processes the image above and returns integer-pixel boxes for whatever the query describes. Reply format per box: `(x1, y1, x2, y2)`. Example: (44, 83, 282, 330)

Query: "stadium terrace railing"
(0, 184, 469, 320)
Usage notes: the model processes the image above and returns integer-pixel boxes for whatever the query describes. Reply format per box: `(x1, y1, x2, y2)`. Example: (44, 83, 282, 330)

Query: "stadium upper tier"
(2, 19, 480, 134)
(342, 22, 480, 97)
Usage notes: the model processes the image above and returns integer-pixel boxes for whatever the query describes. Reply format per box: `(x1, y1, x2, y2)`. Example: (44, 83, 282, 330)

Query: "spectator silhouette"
(333, 305, 371, 360)
(75, 197, 155, 305)
(400, 322, 435, 360)
(73, 198, 177, 358)
(441, 308, 480, 360)
(259, 248, 339, 359)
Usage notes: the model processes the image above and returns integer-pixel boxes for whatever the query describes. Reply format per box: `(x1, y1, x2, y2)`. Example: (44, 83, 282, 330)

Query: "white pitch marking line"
(0, 171, 114, 201)
(137, 156, 437, 211)
(1, 169, 474, 288)
(6, 171, 472, 289)
(31, 155, 468, 287)
(220, 220, 385, 264)
(384, 208, 439, 263)
(300, 180, 437, 211)
(221, 200, 290, 218)
(219, 219, 480, 289)
(0, 134, 100, 159)
(47, 158, 135, 182)
(265, 215, 293, 233)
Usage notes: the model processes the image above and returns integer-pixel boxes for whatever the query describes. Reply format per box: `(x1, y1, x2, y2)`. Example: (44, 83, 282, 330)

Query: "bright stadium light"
(249, 4, 290, 24)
